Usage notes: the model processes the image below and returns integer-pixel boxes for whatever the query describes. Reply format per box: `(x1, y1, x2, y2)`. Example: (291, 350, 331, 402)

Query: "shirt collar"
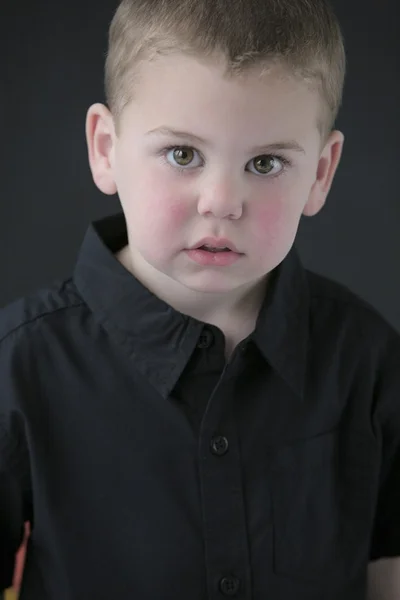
(73, 211, 310, 400)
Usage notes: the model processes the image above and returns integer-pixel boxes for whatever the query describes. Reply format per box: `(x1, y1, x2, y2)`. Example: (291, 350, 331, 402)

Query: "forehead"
(121, 52, 321, 144)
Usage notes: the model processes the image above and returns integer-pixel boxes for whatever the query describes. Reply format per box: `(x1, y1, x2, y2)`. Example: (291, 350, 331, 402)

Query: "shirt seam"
(0, 301, 86, 347)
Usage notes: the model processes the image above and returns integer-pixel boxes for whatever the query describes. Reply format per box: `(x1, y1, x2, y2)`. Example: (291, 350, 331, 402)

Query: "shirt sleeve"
(0, 414, 27, 590)
(369, 330, 400, 561)
(0, 325, 32, 591)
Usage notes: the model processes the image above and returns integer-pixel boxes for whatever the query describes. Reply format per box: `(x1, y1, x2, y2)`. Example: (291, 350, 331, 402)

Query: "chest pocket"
(270, 429, 376, 583)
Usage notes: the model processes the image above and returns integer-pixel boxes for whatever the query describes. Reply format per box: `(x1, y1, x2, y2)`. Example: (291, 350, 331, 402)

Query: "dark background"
(1, 0, 399, 331)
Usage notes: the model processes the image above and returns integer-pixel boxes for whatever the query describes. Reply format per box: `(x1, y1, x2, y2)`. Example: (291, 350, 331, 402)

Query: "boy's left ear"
(302, 130, 345, 217)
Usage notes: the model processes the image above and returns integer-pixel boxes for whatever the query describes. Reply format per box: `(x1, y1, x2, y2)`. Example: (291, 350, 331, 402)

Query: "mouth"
(198, 246, 231, 253)
(189, 237, 241, 254)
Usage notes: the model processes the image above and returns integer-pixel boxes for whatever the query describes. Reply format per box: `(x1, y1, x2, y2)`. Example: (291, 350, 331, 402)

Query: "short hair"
(104, 0, 346, 149)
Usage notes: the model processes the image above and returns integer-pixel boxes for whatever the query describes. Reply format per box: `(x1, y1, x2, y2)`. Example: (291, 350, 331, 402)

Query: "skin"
(85, 52, 344, 329)
(85, 52, 400, 592)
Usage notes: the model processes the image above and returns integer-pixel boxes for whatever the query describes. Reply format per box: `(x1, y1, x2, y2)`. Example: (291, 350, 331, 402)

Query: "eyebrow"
(146, 126, 306, 155)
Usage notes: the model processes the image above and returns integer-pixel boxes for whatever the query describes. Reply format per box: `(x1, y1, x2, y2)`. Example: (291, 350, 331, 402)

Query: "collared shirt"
(1, 211, 400, 600)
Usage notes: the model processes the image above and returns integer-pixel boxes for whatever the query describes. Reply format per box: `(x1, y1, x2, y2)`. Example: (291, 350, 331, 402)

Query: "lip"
(189, 237, 242, 253)
(185, 248, 242, 267)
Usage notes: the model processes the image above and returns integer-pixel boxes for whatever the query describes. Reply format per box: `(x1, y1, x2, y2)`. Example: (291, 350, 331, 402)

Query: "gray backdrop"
(1, 0, 399, 332)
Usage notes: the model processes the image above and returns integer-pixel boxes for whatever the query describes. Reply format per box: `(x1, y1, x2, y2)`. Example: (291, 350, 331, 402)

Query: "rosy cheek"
(253, 202, 287, 239)
(167, 201, 191, 225)
(251, 196, 302, 257)
(140, 171, 190, 223)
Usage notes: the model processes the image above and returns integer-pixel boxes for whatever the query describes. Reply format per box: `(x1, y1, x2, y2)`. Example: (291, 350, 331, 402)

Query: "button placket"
(198, 354, 251, 599)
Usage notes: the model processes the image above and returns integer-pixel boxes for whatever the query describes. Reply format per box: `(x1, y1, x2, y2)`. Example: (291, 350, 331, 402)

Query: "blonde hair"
(104, 0, 346, 149)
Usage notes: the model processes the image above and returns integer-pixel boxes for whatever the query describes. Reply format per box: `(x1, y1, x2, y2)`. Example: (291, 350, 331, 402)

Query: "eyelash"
(159, 145, 293, 179)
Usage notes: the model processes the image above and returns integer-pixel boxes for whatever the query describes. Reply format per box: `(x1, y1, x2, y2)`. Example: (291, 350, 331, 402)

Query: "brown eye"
(253, 156, 277, 175)
(163, 145, 290, 177)
(172, 147, 194, 166)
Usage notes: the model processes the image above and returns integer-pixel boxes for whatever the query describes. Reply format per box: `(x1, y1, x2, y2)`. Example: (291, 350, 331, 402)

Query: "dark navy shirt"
(1, 211, 400, 599)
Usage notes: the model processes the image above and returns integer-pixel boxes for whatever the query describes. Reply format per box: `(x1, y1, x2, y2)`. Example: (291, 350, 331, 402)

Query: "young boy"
(1, 0, 399, 598)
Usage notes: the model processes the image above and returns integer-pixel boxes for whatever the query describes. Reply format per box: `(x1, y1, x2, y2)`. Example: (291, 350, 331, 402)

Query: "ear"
(85, 103, 118, 195)
(302, 130, 345, 217)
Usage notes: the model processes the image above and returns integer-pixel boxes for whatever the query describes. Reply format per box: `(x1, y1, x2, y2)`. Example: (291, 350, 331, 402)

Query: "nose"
(197, 173, 244, 220)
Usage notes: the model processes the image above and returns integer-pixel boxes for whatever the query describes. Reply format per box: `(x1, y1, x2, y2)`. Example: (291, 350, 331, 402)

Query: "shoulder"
(0, 277, 85, 349)
(303, 269, 400, 370)
(0, 278, 88, 417)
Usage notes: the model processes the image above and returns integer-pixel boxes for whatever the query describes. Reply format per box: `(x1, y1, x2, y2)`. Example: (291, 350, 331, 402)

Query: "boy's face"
(86, 53, 344, 305)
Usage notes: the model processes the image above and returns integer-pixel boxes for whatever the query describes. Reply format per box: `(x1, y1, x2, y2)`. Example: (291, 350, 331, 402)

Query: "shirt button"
(219, 576, 241, 596)
(210, 435, 229, 456)
(197, 329, 214, 349)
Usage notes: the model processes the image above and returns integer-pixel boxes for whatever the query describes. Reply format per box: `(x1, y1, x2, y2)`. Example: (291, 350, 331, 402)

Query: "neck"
(115, 244, 269, 325)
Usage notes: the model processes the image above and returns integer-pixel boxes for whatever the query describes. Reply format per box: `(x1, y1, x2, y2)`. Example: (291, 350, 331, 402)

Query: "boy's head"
(86, 0, 346, 309)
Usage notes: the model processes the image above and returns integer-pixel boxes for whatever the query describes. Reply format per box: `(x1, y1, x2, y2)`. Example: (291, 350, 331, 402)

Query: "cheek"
(252, 202, 286, 240)
(141, 198, 190, 239)
(251, 197, 300, 250)
(164, 201, 191, 228)
(137, 173, 191, 230)
(143, 197, 191, 261)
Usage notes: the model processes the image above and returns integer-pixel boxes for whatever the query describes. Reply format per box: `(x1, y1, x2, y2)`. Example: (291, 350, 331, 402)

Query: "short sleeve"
(0, 416, 26, 589)
(369, 330, 400, 561)
(0, 327, 32, 590)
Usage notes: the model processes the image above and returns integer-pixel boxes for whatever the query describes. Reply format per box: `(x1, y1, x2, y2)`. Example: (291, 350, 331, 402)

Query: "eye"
(165, 146, 202, 168)
(161, 145, 292, 177)
(249, 155, 288, 176)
